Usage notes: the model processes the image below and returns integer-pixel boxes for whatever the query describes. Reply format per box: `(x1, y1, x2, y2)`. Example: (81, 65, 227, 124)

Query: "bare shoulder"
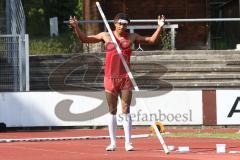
(99, 32, 109, 36)
(129, 32, 141, 42)
(100, 32, 111, 43)
(93, 32, 107, 38)
(97, 32, 109, 38)
(129, 33, 138, 38)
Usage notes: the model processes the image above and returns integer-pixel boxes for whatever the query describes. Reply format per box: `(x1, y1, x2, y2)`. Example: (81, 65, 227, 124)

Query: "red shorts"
(104, 77, 133, 95)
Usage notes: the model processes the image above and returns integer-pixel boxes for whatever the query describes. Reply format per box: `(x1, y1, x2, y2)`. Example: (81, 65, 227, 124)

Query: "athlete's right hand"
(69, 16, 78, 29)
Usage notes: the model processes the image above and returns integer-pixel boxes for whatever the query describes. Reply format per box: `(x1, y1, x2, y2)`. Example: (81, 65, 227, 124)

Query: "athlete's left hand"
(158, 15, 165, 27)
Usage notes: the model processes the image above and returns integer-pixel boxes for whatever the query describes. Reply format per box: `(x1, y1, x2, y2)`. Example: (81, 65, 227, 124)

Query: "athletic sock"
(108, 113, 117, 146)
(122, 113, 132, 144)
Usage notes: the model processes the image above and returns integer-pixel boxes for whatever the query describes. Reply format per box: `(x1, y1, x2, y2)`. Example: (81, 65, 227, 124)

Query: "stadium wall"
(0, 89, 239, 127)
(1, 50, 240, 128)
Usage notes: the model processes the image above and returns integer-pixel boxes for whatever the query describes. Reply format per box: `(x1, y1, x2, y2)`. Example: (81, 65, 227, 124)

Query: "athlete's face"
(114, 21, 128, 34)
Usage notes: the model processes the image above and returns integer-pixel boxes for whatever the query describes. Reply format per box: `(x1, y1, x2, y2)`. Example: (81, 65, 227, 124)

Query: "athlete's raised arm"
(69, 16, 108, 43)
(131, 15, 165, 44)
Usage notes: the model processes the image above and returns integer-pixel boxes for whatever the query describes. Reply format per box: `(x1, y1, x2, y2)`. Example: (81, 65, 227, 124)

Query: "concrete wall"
(29, 50, 240, 91)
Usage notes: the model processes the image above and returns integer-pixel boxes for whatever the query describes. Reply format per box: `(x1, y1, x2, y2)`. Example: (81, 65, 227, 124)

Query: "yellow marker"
(150, 121, 165, 134)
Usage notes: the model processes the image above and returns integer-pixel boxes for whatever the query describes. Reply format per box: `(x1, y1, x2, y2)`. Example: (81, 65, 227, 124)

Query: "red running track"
(0, 129, 239, 160)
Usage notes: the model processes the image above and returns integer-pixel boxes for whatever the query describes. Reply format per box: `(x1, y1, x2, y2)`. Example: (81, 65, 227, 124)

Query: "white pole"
(96, 2, 169, 154)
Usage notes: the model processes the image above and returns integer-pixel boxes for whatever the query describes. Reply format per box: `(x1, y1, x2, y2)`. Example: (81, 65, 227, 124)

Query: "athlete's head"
(114, 13, 130, 33)
(114, 13, 130, 24)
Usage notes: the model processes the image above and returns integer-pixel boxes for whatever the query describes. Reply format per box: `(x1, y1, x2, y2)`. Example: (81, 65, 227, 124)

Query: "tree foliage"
(22, 0, 82, 37)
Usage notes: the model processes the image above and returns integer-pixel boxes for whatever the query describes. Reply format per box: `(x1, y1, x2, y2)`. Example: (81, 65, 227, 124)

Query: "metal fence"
(64, 18, 240, 50)
(0, 35, 29, 91)
(0, 0, 29, 91)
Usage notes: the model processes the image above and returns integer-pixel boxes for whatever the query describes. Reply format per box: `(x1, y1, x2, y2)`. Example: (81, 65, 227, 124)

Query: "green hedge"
(29, 32, 82, 55)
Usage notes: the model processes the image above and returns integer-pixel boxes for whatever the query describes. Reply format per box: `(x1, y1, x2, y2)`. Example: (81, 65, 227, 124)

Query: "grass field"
(165, 132, 240, 139)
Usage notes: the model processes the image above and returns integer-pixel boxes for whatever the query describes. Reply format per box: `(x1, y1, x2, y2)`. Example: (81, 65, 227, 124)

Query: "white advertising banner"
(0, 91, 202, 127)
(216, 90, 240, 125)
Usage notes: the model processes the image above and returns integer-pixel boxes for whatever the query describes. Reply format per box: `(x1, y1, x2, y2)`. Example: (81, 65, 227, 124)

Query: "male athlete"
(69, 13, 165, 151)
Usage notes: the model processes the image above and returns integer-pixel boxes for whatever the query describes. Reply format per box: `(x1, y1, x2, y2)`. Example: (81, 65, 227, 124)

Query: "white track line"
(0, 134, 150, 143)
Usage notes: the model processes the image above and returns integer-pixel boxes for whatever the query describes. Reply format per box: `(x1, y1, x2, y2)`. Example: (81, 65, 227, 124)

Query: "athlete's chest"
(105, 36, 132, 50)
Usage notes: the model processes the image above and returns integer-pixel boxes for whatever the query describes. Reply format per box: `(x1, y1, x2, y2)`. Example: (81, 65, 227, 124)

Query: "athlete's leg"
(105, 92, 118, 151)
(106, 91, 118, 115)
(120, 90, 134, 151)
(120, 90, 132, 114)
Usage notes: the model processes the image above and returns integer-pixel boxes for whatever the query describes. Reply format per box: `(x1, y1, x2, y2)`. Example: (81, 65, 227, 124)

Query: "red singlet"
(104, 32, 133, 94)
(104, 32, 131, 78)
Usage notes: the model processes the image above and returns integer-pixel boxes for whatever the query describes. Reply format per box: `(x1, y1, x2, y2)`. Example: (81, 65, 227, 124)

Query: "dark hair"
(114, 13, 130, 23)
